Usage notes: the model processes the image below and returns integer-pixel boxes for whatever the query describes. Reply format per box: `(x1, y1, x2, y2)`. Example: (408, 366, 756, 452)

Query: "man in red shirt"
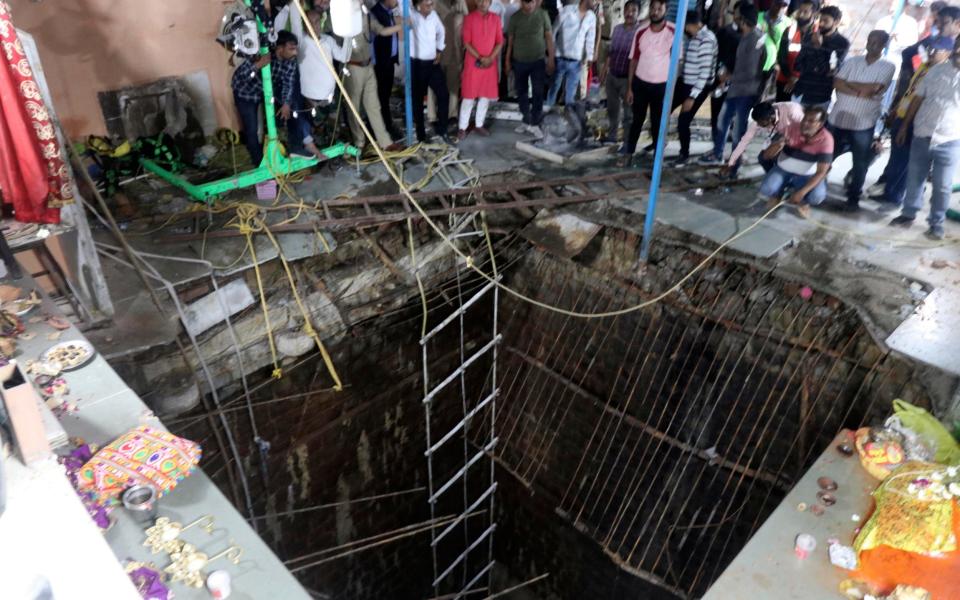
(777, 0, 818, 101)
(758, 106, 834, 218)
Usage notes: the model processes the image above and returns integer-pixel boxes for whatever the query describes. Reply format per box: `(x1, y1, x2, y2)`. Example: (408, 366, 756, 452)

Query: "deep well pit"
(169, 224, 931, 600)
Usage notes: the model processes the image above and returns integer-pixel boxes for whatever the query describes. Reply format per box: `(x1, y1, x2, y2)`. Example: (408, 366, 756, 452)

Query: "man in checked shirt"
(231, 30, 319, 165)
(271, 30, 322, 159)
(231, 52, 271, 167)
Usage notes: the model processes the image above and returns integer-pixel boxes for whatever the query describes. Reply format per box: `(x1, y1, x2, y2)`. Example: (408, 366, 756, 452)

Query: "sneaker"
(640, 143, 656, 155)
(698, 153, 720, 165)
(515, 123, 529, 134)
(924, 226, 945, 241)
(867, 182, 886, 198)
(601, 134, 618, 145)
(888, 215, 915, 228)
(527, 125, 544, 139)
(673, 154, 690, 167)
(474, 127, 491, 137)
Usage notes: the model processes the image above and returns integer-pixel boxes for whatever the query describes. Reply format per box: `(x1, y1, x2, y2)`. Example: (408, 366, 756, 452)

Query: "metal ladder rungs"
(433, 524, 497, 587)
(422, 335, 502, 405)
(425, 389, 499, 457)
(433, 482, 498, 547)
(454, 561, 495, 600)
(429, 438, 498, 505)
(421, 276, 501, 344)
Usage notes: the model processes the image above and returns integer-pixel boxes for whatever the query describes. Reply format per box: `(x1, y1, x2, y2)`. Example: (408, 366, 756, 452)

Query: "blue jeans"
(283, 78, 314, 155)
(712, 95, 757, 161)
(513, 58, 546, 126)
(760, 165, 827, 205)
(828, 124, 874, 205)
(901, 137, 960, 228)
(546, 57, 582, 107)
(881, 118, 912, 206)
(287, 103, 314, 155)
(234, 94, 263, 167)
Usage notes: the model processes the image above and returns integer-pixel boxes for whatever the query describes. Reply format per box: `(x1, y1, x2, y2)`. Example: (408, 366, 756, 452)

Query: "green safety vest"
(758, 13, 793, 72)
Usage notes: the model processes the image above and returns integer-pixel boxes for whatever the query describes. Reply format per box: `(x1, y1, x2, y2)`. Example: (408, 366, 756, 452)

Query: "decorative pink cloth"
(0, 1, 72, 224)
(460, 11, 503, 100)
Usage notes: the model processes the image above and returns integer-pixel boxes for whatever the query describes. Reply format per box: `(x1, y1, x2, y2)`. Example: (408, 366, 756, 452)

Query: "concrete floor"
(88, 115, 959, 396)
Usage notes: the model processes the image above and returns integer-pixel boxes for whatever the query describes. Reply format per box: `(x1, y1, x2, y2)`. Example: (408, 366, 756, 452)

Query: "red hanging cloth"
(0, 1, 73, 224)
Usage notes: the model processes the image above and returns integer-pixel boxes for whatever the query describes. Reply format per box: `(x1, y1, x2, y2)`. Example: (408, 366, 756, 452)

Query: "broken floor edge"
(566, 200, 918, 351)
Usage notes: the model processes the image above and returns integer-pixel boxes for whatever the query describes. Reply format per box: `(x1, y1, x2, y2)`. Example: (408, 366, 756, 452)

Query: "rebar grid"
(479, 244, 900, 598)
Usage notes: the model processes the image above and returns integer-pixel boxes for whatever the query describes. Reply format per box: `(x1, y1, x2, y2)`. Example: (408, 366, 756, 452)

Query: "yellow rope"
(234, 204, 283, 379)
(228, 198, 344, 389)
(260, 220, 343, 390)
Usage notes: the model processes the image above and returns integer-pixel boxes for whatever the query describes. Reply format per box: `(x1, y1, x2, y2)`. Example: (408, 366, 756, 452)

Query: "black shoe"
(889, 215, 915, 227)
(825, 200, 860, 213)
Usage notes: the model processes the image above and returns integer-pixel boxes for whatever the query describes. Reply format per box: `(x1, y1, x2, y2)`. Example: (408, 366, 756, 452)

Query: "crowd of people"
(228, 0, 960, 240)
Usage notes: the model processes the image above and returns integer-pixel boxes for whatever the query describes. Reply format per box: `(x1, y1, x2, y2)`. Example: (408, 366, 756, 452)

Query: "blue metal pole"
(639, 0, 689, 262)
(402, 0, 415, 145)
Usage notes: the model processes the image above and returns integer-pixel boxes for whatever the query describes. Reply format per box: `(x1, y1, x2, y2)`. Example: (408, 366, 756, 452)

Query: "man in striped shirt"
(758, 105, 834, 219)
(672, 10, 718, 165)
(826, 30, 895, 212)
